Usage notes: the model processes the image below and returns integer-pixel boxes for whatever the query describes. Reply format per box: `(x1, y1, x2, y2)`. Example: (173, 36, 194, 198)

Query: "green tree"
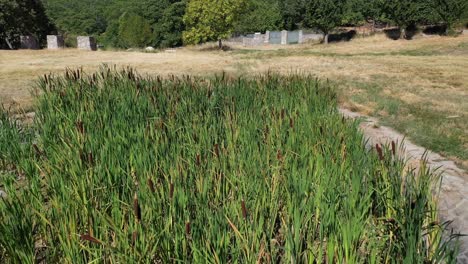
(304, 0, 347, 44)
(431, 0, 468, 33)
(183, 0, 246, 48)
(279, 0, 306, 30)
(234, 0, 283, 33)
(118, 13, 152, 48)
(380, 0, 428, 38)
(1, 0, 54, 49)
(153, 1, 186, 48)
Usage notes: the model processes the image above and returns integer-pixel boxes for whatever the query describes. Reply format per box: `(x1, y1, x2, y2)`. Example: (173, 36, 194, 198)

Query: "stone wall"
(47, 35, 65, 49)
(77, 36, 97, 51)
(20, 35, 39, 49)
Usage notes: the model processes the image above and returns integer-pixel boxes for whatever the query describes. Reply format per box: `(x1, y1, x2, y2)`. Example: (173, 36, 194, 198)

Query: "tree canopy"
(304, 0, 347, 43)
(2, 0, 468, 49)
(0, 0, 54, 49)
(183, 0, 245, 48)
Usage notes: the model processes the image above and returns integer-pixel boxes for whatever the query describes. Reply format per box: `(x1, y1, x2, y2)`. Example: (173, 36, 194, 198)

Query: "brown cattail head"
(319, 126, 323, 136)
(276, 150, 282, 161)
(376, 144, 384, 161)
(87, 152, 94, 165)
(241, 200, 248, 219)
(169, 182, 174, 200)
(281, 108, 285, 119)
(133, 193, 141, 222)
(196, 153, 201, 166)
(214, 144, 220, 158)
(80, 234, 101, 244)
(76, 121, 84, 135)
(132, 231, 138, 246)
(32, 144, 42, 156)
(391, 141, 396, 156)
(289, 118, 294, 128)
(147, 178, 155, 193)
(185, 221, 191, 236)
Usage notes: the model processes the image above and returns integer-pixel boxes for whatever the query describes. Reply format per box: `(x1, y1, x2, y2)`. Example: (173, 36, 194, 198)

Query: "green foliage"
(0, 68, 459, 262)
(381, 0, 428, 29)
(431, 0, 468, 30)
(279, 0, 306, 30)
(43, 0, 109, 35)
(0, 0, 54, 49)
(153, 1, 186, 48)
(234, 0, 283, 33)
(183, 0, 246, 46)
(118, 13, 152, 48)
(304, 0, 347, 42)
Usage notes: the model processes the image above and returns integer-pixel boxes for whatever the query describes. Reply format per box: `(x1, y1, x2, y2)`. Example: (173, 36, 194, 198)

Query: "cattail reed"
(289, 117, 294, 128)
(169, 182, 174, 200)
(241, 200, 248, 219)
(80, 234, 101, 245)
(147, 178, 155, 193)
(185, 221, 191, 236)
(214, 144, 220, 158)
(76, 120, 84, 135)
(376, 144, 384, 161)
(132, 231, 138, 245)
(32, 144, 42, 156)
(196, 154, 201, 166)
(133, 193, 141, 222)
(277, 150, 282, 161)
(391, 141, 396, 156)
(87, 152, 94, 165)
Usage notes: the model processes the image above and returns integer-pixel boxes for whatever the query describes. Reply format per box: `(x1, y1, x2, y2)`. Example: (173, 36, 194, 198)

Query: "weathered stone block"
(281, 30, 288, 45)
(298, 30, 304, 44)
(77, 36, 97, 51)
(47, 35, 65, 49)
(264, 31, 270, 43)
(20, 35, 39, 49)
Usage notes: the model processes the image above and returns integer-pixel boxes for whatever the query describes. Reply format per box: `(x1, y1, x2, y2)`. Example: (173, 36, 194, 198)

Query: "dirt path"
(340, 108, 468, 263)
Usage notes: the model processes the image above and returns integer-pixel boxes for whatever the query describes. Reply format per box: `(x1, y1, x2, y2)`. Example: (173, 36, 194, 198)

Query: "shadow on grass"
(384, 26, 418, 40)
(328, 30, 357, 43)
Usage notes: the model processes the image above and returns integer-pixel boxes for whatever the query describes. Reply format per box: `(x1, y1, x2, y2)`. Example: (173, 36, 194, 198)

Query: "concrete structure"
(228, 30, 322, 46)
(264, 31, 270, 43)
(20, 35, 39, 49)
(77, 36, 97, 51)
(281, 30, 288, 45)
(47, 35, 65, 49)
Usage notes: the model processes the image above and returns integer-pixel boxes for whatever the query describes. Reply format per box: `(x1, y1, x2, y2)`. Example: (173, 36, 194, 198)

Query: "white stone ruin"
(77, 36, 97, 51)
(47, 35, 65, 49)
(20, 35, 39, 49)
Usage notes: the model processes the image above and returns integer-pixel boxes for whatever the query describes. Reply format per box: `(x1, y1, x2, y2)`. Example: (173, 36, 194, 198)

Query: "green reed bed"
(0, 67, 459, 263)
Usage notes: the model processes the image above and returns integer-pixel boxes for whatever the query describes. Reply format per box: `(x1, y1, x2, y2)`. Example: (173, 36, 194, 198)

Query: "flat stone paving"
(340, 108, 468, 263)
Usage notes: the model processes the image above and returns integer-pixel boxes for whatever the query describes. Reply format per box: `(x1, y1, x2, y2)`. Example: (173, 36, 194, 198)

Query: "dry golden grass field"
(1, 34, 467, 167)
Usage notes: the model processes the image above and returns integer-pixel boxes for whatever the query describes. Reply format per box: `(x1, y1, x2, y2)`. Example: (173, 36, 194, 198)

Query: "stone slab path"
(340, 108, 468, 263)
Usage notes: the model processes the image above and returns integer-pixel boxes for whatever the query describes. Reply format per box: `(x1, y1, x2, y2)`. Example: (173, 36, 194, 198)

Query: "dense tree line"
(1, 0, 467, 49)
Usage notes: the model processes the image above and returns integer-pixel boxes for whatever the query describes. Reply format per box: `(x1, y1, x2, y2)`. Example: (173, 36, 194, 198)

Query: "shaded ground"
(0, 34, 467, 167)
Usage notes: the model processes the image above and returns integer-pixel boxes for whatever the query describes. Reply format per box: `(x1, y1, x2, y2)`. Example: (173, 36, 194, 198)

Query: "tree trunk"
(400, 27, 406, 39)
(5, 38, 13, 50)
(323, 33, 329, 44)
(218, 39, 222, 49)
